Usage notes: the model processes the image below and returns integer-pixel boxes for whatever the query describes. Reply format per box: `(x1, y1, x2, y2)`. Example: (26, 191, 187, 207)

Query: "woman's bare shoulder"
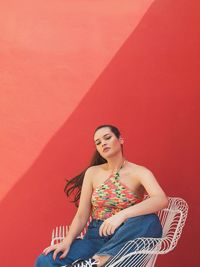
(86, 163, 107, 175)
(127, 161, 153, 175)
(84, 164, 107, 185)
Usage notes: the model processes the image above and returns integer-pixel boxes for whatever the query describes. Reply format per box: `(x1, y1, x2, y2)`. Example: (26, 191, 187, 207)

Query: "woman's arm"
(63, 167, 94, 245)
(119, 167, 168, 220)
(99, 167, 168, 236)
(43, 166, 94, 259)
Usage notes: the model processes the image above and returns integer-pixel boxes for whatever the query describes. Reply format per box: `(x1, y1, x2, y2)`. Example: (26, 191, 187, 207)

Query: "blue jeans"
(35, 213, 162, 267)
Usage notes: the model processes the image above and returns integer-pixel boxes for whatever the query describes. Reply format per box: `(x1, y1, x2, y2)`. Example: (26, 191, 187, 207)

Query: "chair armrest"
(50, 225, 84, 245)
(105, 236, 171, 267)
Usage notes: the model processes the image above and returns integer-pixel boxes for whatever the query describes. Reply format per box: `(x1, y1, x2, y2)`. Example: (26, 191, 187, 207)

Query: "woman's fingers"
(99, 215, 124, 236)
(42, 241, 69, 261)
(102, 225, 107, 236)
(100, 222, 107, 236)
(99, 222, 115, 236)
(53, 248, 61, 261)
(110, 225, 116, 235)
(42, 248, 48, 254)
(105, 224, 113, 236)
(59, 248, 69, 259)
(99, 223, 103, 236)
(99, 222, 107, 236)
(43, 245, 56, 255)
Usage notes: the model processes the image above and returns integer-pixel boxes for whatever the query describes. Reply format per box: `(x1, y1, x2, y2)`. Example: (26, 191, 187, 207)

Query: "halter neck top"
(91, 172, 143, 220)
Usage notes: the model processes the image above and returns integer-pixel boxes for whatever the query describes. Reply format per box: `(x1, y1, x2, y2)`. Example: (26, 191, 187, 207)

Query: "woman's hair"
(64, 124, 121, 207)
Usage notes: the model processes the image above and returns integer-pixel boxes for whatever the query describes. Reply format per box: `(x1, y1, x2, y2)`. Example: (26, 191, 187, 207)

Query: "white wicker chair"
(51, 197, 188, 267)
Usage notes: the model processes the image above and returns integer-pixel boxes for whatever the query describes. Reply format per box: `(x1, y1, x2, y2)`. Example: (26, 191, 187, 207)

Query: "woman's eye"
(95, 136, 111, 145)
(96, 142, 101, 146)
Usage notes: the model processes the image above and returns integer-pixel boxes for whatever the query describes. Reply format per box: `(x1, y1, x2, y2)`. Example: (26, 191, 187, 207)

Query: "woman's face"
(94, 127, 123, 159)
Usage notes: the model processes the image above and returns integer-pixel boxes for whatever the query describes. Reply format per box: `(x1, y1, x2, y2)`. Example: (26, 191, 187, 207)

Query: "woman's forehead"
(94, 127, 112, 140)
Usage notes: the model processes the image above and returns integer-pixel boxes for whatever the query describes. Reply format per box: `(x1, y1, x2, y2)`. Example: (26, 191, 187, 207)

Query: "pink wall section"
(0, 0, 154, 202)
(0, 1, 199, 266)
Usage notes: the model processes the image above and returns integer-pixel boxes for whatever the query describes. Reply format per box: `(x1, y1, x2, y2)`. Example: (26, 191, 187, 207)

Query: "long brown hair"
(64, 124, 121, 207)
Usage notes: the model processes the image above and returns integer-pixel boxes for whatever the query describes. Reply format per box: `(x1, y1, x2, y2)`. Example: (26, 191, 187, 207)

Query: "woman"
(35, 124, 168, 267)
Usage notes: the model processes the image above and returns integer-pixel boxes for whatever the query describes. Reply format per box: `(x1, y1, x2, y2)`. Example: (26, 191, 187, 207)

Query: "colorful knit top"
(91, 172, 143, 220)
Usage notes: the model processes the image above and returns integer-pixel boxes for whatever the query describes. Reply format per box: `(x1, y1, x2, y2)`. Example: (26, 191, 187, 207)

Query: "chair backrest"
(51, 196, 188, 267)
(106, 197, 188, 267)
(157, 197, 188, 253)
(145, 197, 188, 267)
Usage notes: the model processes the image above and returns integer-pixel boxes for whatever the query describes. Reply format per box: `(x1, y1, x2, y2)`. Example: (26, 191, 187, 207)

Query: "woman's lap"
(96, 213, 162, 256)
(35, 214, 162, 266)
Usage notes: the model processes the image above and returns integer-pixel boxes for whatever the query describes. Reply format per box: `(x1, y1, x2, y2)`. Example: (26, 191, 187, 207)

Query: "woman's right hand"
(42, 240, 71, 260)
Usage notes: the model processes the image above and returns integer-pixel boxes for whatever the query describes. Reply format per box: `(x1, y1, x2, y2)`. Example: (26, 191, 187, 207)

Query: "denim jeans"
(35, 213, 162, 267)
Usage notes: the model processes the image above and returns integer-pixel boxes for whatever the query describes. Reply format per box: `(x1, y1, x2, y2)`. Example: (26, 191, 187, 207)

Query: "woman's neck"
(106, 154, 126, 174)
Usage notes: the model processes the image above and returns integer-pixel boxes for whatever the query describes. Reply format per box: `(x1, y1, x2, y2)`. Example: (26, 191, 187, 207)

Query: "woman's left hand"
(99, 213, 126, 237)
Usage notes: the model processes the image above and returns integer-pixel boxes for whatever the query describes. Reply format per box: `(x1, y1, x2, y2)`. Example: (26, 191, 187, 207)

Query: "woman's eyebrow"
(94, 133, 110, 142)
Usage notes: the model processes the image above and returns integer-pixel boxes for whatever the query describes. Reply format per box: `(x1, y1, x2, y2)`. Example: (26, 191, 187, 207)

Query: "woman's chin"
(102, 151, 117, 159)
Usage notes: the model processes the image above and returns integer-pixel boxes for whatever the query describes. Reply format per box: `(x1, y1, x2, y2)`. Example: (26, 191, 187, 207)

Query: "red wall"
(0, 1, 199, 266)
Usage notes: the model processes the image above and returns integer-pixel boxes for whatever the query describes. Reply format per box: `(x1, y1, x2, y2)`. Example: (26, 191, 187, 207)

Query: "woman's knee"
(35, 253, 51, 267)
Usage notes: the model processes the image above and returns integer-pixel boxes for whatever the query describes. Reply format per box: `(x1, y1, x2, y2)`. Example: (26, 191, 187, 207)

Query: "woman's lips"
(103, 147, 110, 152)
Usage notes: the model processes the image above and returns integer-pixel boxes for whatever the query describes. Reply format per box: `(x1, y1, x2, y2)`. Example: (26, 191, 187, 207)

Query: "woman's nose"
(102, 142, 107, 147)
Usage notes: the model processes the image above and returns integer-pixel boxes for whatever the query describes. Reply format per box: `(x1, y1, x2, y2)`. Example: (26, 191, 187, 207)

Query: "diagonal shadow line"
(0, 1, 157, 204)
(0, 0, 156, 203)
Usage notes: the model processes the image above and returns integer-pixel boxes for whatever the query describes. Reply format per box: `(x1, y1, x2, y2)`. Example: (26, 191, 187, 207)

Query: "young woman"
(35, 124, 168, 267)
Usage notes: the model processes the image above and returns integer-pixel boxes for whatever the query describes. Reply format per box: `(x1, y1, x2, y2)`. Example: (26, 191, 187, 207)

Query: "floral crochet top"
(91, 172, 144, 220)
